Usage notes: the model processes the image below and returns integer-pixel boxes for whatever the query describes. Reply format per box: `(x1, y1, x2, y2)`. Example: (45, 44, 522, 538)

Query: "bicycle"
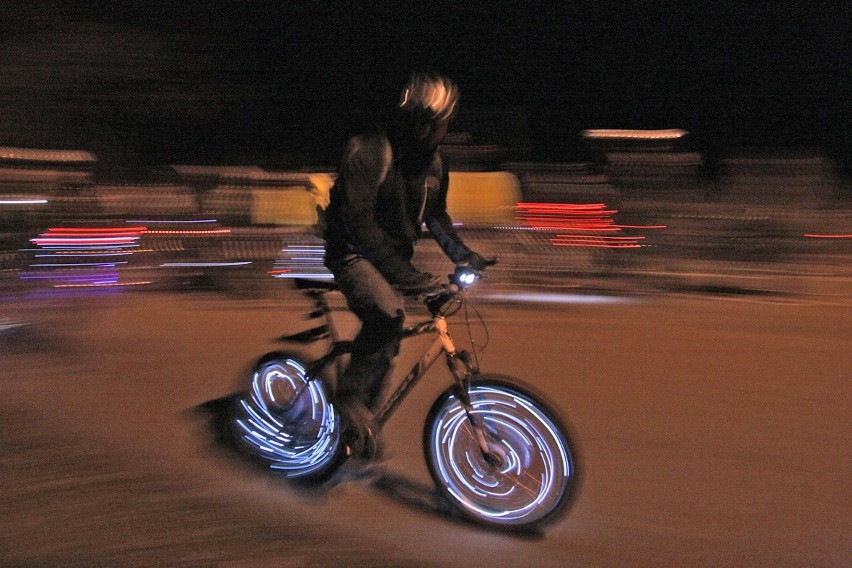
(231, 265, 578, 531)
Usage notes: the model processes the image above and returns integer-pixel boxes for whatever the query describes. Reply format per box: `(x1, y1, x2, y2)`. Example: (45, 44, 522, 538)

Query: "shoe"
(337, 398, 383, 461)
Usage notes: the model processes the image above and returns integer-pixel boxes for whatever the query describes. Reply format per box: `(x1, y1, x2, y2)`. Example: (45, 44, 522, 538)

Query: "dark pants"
(328, 255, 405, 411)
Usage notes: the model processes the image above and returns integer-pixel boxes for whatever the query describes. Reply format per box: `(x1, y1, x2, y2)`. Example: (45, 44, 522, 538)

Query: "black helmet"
(397, 73, 459, 125)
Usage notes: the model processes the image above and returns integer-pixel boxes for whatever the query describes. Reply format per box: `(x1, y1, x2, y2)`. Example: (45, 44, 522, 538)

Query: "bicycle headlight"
(458, 271, 476, 287)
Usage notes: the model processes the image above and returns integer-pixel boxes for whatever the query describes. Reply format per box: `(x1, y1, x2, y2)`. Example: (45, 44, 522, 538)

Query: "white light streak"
(159, 261, 252, 267)
(483, 292, 636, 305)
(0, 199, 48, 205)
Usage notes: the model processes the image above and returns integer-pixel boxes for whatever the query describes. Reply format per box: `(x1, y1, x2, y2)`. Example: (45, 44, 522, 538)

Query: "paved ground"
(1, 283, 849, 567)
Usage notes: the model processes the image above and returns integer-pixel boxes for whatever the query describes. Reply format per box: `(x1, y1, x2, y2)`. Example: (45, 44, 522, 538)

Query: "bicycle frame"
(296, 284, 478, 428)
(376, 312, 475, 427)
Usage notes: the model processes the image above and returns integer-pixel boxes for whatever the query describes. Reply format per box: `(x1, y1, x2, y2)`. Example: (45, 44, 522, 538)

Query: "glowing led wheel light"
(234, 355, 341, 479)
(425, 379, 575, 529)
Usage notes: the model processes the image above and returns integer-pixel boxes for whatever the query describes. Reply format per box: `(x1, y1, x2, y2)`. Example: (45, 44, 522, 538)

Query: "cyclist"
(323, 72, 493, 458)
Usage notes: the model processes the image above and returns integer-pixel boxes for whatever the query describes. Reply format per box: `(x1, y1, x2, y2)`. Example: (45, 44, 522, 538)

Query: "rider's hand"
(463, 251, 497, 271)
(396, 270, 445, 296)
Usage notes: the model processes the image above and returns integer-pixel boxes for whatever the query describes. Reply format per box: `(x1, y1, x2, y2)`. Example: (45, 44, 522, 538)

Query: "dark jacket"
(324, 133, 470, 284)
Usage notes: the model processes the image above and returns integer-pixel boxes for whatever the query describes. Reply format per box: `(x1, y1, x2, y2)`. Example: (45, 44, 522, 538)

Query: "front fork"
(439, 318, 507, 467)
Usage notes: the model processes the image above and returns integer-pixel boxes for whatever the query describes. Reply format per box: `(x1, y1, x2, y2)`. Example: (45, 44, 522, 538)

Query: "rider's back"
(323, 133, 445, 269)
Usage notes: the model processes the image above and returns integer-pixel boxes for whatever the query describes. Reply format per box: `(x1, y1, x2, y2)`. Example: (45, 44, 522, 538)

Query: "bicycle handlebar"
(423, 263, 490, 315)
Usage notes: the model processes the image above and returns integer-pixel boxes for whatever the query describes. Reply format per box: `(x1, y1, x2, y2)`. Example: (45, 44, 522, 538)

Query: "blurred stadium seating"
(1, 137, 849, 299)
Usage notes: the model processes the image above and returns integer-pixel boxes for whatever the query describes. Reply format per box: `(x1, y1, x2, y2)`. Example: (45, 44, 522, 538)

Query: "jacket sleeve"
(424, 158, 472, 264)
(337, 136, 424, 283)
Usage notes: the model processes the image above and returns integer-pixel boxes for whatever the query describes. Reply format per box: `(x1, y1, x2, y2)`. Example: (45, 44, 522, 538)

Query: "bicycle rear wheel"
(232, 351, 342, 481)
(424, 374, 578, 531)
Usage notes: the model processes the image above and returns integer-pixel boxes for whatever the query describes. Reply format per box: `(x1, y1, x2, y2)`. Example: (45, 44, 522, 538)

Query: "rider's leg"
(330, 255, 404, 457)
(332, 255, 404, 408)
(344, 310, 403, 411)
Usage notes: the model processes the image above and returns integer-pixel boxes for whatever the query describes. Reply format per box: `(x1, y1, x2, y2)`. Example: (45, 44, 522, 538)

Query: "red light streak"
(804, 234, 852, 239)
(551, 235, 645, 248)
(54, 281, 152, 288)
(46, 227, 147, 235)
(32, 238, 139, 246)
(142, 229, 232, 235)
(617, 224, 667, 230)
(33, 226, 147, 246)
(515, 202, 663, 248)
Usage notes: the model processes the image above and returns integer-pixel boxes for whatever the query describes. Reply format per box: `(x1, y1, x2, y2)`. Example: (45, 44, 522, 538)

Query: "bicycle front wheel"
(424, 374, 578, 531)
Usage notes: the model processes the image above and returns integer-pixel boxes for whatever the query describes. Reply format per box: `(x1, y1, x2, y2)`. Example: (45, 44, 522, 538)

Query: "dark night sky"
(1, 1, 849, 166)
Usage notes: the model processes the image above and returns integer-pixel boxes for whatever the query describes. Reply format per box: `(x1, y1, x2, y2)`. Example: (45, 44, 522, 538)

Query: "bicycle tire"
(423, 374, 578, 531)
(232, 351, 343, 481)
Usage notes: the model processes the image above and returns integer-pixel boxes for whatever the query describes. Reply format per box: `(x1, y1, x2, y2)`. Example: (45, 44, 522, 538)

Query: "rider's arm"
(423, 158, 473, 263)
(338, 136, 427, 283)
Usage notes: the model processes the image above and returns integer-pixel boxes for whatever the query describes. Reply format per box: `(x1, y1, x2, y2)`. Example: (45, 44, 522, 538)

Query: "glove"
(395, 270, 445, 296)
(463, 251, 497, 271)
